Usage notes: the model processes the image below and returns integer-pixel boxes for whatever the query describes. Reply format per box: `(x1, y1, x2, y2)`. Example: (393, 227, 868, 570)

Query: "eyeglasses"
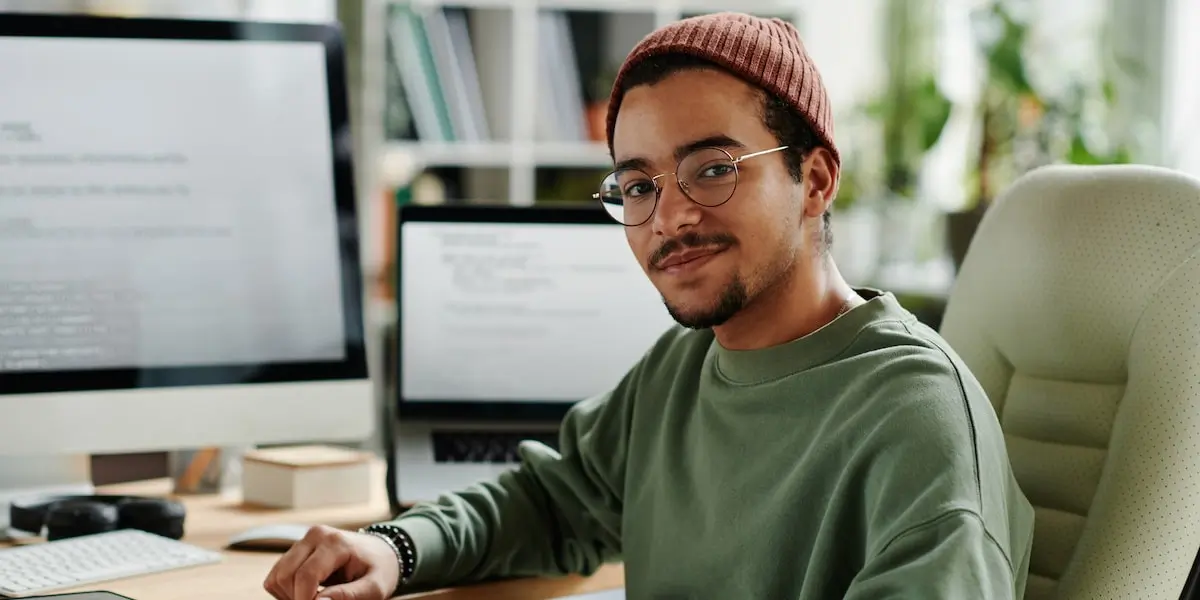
(592, 145, 789, 226)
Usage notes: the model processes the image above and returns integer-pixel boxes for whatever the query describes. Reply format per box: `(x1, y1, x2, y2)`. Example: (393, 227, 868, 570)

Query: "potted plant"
(864, 0, 952, 264)
(586, 68, 618, 144)
(947, 0, 1138, 269)
(946, 0, 1031, 269)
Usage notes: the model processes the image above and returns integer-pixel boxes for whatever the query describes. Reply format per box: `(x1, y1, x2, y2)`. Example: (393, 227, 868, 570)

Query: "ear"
(801, 147, 839, 219)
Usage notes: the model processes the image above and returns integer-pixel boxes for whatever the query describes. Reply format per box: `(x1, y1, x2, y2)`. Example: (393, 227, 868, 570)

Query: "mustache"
(649, 231, 738, 269)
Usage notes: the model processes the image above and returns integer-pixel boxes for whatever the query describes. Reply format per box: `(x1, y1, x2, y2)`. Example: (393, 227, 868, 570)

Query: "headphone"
(8, 495, 187, 541)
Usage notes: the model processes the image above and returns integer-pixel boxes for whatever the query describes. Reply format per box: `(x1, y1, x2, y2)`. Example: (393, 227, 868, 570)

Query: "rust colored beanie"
(606, 12, 839, 166)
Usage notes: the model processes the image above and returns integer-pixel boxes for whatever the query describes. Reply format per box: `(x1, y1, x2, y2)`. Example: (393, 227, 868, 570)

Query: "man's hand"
(263, 525, 401, 600)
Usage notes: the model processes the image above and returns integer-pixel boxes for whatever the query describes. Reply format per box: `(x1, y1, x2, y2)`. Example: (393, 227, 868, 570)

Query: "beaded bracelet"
(359, 523, 417, 590)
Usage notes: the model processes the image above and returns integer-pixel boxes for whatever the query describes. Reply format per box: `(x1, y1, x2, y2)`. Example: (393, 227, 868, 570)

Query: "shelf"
(383, 141, 611, 168)
(378, 0, 805, 205)
(531, 0, 666, 11)
(403, 0, 525, 9)
(384, 141, 513, 167)
(532, 142, 611, 168)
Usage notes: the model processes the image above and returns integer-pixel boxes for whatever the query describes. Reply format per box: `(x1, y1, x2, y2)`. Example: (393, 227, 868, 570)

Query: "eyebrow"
(613, 134, 746, 172)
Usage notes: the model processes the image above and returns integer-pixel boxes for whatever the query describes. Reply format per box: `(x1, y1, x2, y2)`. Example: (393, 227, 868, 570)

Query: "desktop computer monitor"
(390, 204, 677, 504)
(0, 13, 373, 465)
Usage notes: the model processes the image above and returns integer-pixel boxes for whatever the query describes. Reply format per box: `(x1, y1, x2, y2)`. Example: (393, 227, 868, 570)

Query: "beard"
(648, 230, 747, 329)
(657, 235, 799, 330)
(650, 223, 799, 330)
(663, 276, 749, 329)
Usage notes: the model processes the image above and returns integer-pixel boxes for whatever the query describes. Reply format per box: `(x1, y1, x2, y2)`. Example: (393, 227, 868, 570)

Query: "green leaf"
(1113, 54, 1146, 78)
(862, 98, 887, 119)
(1102, 79, 1116, 104)
(1068, 133, 1103, 165)
(985, 5, 1033, 93)
(916, 77, 953, 151)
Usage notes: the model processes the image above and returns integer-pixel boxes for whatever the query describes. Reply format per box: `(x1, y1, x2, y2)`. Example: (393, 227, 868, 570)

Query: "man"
(265, 12, 1034, 600)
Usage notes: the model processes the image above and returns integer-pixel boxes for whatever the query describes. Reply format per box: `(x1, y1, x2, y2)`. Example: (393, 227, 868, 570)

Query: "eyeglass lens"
(598, 147, 739, 225)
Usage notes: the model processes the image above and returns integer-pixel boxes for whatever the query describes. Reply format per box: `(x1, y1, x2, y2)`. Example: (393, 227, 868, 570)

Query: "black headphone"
(8, 495, 187, 541)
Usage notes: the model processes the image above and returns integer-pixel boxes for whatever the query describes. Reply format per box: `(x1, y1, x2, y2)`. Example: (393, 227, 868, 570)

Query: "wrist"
(359, 523, 417, 591)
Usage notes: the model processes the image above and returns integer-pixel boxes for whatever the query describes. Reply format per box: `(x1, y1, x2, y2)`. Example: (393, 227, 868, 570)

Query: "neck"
(712, 254, 861, 351)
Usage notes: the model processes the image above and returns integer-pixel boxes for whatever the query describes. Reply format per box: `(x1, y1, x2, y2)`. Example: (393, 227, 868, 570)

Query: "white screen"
(400, 221, 677, 403)
(0, 36, 347, 371)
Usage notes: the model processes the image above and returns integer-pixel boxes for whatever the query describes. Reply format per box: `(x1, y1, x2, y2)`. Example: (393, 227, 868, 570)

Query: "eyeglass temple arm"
(733, 145, 789, 163)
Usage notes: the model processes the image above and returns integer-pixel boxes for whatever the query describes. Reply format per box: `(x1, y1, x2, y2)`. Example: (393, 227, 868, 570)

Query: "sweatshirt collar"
(712, 288, 912, 384)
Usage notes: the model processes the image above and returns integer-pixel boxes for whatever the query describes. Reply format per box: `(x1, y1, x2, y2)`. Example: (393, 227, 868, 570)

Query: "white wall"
(801, 0, 885, 119)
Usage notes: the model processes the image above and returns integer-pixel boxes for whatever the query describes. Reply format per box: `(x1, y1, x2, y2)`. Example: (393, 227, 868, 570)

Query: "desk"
(3, 461, 624, 599)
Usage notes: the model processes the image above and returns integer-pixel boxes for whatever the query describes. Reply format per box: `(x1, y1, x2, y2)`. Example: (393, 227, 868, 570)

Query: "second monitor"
(0, 13, 373, 465)
(392, 204, 677, 504)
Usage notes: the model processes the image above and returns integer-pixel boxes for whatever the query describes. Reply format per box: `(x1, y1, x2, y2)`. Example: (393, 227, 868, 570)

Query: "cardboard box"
(241, 445, 373, 509)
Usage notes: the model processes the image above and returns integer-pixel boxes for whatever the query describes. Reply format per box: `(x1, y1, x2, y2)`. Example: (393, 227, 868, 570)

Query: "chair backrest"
(939, 164, 1200, 600)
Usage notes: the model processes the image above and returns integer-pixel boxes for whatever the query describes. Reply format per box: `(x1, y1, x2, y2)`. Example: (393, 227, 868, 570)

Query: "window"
(1162, 0, 1199, 173)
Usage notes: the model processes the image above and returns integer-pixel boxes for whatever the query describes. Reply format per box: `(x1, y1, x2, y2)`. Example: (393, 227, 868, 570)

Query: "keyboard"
(0, 529, 222, 598)
(432, 430, 559, 463)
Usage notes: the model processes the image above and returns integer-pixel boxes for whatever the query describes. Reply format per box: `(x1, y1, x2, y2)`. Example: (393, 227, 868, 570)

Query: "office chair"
(938, 163, 1200, 600)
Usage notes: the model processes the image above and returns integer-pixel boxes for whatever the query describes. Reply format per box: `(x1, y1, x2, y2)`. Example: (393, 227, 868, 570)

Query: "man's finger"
(315, 576, 386, 600)
(293, 543, 349, 600)
(265, 542, 314, 598)
(264, 526, 331, 598)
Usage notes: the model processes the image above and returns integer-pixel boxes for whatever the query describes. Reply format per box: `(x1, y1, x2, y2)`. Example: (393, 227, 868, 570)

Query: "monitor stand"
(0, 454, 94, 540)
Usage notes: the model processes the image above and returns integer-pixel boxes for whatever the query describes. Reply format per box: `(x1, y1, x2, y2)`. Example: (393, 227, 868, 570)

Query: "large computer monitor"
(0, 13, 372, 467)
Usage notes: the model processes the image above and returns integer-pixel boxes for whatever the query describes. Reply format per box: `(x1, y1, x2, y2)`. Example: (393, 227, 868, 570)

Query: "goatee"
(664, 277, 748, 329)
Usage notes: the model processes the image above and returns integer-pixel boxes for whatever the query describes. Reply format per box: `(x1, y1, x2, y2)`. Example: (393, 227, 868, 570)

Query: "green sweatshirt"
(388, 289, 1035, 598)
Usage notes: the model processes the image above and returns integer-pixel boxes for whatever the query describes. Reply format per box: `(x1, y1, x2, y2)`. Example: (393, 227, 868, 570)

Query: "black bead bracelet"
(360, 523, 417, 589)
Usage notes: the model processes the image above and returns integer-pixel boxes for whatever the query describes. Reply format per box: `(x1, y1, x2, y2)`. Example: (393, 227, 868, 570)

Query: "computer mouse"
(225, 523, 312, 552)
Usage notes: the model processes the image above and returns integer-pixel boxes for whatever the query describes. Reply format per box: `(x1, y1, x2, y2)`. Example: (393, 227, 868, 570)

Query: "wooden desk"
(4, 462, 623, 599)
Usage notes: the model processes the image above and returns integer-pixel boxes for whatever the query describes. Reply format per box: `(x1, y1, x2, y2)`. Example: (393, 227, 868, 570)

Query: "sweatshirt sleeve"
(843, 510, 1020, 600)
(382, 359, 640, 590)
(839, 344, 1031, 599)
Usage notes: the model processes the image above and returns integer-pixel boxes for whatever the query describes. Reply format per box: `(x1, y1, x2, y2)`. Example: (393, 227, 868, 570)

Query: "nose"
(651, 174, 701, 235)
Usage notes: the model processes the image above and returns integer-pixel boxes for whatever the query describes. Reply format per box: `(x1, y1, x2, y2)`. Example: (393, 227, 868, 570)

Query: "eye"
(699, 163, 735, 178)
(623, 181, 655, 198)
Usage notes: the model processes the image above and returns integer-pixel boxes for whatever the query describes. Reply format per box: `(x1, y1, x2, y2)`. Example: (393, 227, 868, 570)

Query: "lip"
(656, 247, 725, 275)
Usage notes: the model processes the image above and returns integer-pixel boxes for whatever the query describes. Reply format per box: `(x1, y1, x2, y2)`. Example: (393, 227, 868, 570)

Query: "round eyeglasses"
(593, 145, 789, 226)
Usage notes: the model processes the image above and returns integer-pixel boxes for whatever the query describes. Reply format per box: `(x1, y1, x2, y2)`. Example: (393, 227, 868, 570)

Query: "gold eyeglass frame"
(592, 145, 789, 226)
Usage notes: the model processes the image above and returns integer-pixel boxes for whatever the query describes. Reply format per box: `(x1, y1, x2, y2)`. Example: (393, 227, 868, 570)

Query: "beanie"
(606, 12, 839, 166)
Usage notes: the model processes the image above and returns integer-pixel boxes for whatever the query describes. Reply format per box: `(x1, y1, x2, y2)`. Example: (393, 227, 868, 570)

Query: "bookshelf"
(376, 0, 805, 206)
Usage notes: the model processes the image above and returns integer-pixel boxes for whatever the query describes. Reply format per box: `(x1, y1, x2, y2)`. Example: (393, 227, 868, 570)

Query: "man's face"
(612, 68, 814, 329)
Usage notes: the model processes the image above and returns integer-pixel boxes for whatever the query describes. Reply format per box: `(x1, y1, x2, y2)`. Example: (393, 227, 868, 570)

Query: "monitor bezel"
(0, 13, 369, 395)
(395, 203, 640, 422)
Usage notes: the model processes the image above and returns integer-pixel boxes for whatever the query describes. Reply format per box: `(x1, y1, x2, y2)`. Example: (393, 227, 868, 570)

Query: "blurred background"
(2, 0, 1194, 329)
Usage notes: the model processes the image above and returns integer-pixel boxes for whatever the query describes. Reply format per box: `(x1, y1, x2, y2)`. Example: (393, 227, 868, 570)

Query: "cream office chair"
(939, 164, 1200, 600)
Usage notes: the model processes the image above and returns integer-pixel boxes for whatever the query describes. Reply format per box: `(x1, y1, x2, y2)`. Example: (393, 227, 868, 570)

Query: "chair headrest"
(942, 164, 1200, 380)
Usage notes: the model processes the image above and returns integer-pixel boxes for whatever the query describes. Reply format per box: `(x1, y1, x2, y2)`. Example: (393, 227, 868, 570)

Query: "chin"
(661, 294, 716, 317)
(660, 281, 748, 330)
(663, 297, 738, 329)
